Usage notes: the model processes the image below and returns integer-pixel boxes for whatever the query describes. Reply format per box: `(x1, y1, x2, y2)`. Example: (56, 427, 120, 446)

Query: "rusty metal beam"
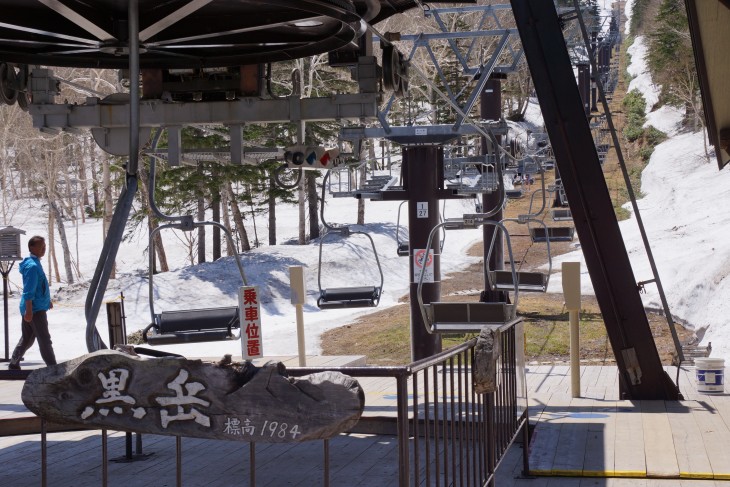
(509, 0, 680, 399)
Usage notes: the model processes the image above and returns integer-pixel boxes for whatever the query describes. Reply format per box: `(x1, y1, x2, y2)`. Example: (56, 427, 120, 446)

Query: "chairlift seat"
(318, 286, 381, 309)
(551, 209, 573, 221)
(397, 242, 410, 256)
(530, 226, 575, 242)
(144, 306, 240, 345)
(428, 302, 516, 333)
(489, 270, 549, 293)
(557, 188, 569, 206)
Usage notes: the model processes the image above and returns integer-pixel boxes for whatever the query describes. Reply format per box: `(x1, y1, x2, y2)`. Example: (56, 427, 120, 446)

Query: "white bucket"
(695, 358, 725, 393)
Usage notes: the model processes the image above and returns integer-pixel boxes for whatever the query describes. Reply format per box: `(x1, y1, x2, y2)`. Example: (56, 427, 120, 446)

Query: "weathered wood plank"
(666, 400, 713, 478)
(613, 399, 646, 477)
(551, 397, 592, 475)
(22, 350, 364, 443)
(642, 400, 680, 478)
(691, 395, 730, 478)
(583, 398, 616, 476)
(528, 393, 572, 474)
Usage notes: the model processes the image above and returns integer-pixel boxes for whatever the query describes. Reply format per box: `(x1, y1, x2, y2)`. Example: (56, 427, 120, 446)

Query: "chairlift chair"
(317, 170, 384, 309)
(487, 216, 552, 293)
(487, 187, 553, 293)
(520, 180, 574, 243)
(328, 162, 358, 198)
(416, 217, 520, 334)
(551, 208, 573, 221)
(141, 141, 249, 346)
(530, 226, 575, 242)
(143, 224, 249, 345)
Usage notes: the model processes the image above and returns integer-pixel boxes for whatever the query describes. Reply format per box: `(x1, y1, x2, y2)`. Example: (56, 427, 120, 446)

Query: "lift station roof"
(0, 0, 474, 69)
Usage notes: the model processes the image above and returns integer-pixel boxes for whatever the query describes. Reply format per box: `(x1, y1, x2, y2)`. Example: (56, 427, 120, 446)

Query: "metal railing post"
(396, 374, 410, 486)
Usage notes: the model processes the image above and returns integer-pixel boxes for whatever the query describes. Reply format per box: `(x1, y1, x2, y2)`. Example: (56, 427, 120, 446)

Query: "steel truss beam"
(28, 93, 379, 132)
(510, 0, 680, 399)
(373, 3, 522, 137)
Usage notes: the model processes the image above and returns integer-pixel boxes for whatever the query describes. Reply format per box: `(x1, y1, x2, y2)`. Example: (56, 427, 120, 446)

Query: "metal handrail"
(289, 318, 529, 486)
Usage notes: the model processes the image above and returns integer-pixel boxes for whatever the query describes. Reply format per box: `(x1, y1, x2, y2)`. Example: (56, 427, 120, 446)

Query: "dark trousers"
(10, 310, 57, 366)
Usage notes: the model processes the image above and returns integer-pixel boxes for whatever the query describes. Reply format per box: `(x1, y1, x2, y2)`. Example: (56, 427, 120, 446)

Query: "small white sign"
(415, 128, 428, 136)
(413, 249, 434, 283)
(416, 202, 428, 218)
(239, 286, 263, 360)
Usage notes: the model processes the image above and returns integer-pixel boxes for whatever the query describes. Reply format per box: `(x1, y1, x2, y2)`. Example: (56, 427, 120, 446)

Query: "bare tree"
(137, 164, 169, 273)
(220, 181, 235, 256)
(226, 182, 251, 251)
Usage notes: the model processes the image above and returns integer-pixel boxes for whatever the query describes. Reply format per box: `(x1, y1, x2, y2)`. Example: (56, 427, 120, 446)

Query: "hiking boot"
(8, 362, 21, 370)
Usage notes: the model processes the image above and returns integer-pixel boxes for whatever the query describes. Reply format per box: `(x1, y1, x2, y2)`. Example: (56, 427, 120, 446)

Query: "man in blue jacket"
(8, 236, 56, 369)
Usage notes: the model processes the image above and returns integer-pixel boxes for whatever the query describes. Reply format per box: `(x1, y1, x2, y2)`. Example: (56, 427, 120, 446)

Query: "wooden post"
(562, 262, 581, 398)
(290, 266, 306, 366)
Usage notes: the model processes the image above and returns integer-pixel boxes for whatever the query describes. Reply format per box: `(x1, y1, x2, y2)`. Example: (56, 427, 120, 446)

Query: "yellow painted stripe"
(550, 469, 583, 476)
(531, 469, 650, 478)
(533, 468, 727, 480)
(679, 472, 714, 479)
(608, 471, 647, 478)
(581, 470, 615, 477)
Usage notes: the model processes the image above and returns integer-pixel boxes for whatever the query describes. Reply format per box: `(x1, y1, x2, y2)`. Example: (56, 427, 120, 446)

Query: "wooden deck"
(526, 365, 730, 482)
(1, 360, 729, 486)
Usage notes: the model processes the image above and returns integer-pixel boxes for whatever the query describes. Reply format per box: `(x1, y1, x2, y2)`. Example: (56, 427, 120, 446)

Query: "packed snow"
(3, 193, 484, 363)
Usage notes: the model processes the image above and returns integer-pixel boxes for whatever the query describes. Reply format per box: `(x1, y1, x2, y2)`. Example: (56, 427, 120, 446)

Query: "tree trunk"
(101, 154, 115, 279)
(306, 171, 319, 240)
(248, 192, 260, 248)
(227, 182, 250, 252)
(298, 174, 306, 244)
(102, 154, 113, 236)
(49, 198, 75, 284)
(357, 140, 369, 225)
(138, 166, 169, 273)
(197, 163, 206, 264)
(268, 171, 277, 245)
(89, 139, 100, 214)
(77, 140, 88, 223)
(220, 183, 235, 256)
(212, 168, 221, 261)
(48, 208, 61, 284)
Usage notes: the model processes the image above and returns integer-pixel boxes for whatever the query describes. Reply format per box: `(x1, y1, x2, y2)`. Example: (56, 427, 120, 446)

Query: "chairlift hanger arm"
(148, 222, 247, 322)
(317, 170, 384, 308)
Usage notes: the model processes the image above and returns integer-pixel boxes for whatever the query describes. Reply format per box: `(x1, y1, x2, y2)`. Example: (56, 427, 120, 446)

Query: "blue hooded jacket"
(19, 255, 51, 314)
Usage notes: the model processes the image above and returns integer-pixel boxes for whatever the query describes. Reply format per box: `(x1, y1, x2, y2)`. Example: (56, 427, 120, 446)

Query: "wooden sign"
(239, 286, 263, 360)
(22, 350, 364, 443)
